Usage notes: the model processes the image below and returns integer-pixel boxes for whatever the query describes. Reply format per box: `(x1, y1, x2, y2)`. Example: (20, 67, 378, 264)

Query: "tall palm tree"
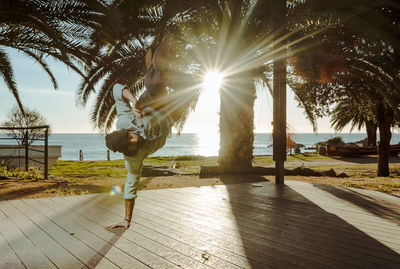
(0, 0, 99, 112)
(184, 0, 288, 173)
(330, 95, 378, 147)
(77, 0, 203, 133)
(287, 0, 400, 176)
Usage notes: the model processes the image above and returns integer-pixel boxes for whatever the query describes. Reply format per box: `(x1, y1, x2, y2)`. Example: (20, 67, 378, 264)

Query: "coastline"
(3, 133, 399, 161)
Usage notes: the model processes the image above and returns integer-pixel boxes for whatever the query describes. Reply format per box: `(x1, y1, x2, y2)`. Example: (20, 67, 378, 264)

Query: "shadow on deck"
(1, 179, 400, 268)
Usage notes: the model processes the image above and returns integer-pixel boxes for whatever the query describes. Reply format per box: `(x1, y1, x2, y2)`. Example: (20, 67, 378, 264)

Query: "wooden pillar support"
(79, 149, 84, 161)
(272, 0, 287, 184)
(44, 127, 48, 179)
(24, 129, 29, 171)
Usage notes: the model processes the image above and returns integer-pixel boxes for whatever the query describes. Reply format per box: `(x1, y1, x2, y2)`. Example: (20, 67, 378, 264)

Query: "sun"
(202, 71, 223, 92)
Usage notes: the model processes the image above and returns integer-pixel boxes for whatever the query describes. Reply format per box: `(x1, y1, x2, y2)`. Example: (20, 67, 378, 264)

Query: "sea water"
(1, 133, 399, 160)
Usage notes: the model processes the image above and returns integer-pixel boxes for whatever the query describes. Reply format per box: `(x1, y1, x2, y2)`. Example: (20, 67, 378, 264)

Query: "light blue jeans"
(113, 84, 170, 199)
(122, 135, 167, 199)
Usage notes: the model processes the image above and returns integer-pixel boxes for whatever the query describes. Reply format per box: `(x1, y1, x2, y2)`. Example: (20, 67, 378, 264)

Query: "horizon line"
(49, 132, 376, 134)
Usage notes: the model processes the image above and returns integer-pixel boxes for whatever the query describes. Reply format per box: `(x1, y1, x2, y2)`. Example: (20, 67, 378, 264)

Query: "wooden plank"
(0, 202, 56, 269)
(59, 197, 214, 268)
(9, 199, 115, 269)
(32, 197, 150, 269)
(163, 185, 400, 241)
(89, 199, 311, 269)
(0, 230, 25, 269)
(153, 187, 400, 252)
(160, 186, 400, 240)
(2, 180, 398, 269)
(173, 181, 400, 217)
(0, 201, 85, 269)
(136, 188, 400, 267)
(347, 187, 400, 208)
(236, 181, 400, 220)
(285, 181, 400, 238)
(140, 188, 386, 245)
(66, 195, 290, 268)
(71, 195, 285, 266)
(51, 195, 250, 268)
(89, 183, 400, 266)
(25, 198, 120, 269)
(140, 195, 400, 267)
(168, 184, 400, 233)
(77, 195, 341, 268)
(136, 198, 370, 268)
(35, 196, 153, 269)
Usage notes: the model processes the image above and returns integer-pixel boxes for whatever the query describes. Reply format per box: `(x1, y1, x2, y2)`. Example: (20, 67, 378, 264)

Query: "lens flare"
(203, 71, 223, 92)
(109, 185, 122, 196)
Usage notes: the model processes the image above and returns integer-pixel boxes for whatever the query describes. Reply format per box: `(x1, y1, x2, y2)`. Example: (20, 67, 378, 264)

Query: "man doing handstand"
(106, 35, 181, 229)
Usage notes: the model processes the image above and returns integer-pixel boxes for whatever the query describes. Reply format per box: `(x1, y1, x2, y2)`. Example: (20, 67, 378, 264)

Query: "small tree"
(1, 106, 51, 145)
(286, 127, 296, 155)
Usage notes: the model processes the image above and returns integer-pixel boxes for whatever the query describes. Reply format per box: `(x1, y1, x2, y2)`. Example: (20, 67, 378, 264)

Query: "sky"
(0, 48, 359, 134)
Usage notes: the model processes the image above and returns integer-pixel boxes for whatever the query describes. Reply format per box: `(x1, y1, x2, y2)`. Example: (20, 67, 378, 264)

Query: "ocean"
(1, 133, 399, 161)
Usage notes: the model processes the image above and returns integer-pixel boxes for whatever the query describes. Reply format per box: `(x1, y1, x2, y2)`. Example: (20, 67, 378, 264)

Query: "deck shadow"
(18, 193, 125, 268)
(219, 178, 400, 268)
(315, 184, 400, 225)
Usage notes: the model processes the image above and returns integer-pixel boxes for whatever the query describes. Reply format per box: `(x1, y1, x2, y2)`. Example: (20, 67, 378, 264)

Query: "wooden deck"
(1, 180, 400, 268)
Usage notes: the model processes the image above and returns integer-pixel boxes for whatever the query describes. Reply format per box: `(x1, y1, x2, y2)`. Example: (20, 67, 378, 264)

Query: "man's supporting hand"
(106, 219, 130, 229)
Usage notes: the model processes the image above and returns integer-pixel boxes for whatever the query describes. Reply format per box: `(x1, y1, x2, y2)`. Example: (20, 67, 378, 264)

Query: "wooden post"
(79, 149, 84, 161)
(25, 129, 29, 171)
(272, 0, 287, 184)
(107, 150, 110, 161)
(44, 127, 48, 179)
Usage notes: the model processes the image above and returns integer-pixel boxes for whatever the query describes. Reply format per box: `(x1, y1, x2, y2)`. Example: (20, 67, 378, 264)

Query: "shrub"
(0, 161, 42, 180)
(316, 136, 346, 146)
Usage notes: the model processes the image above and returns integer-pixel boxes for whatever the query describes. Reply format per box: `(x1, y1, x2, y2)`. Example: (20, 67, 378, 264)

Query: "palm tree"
(0, 0, 98, 112)
(183, 0, 290, 173)
(77, 0, 204, 133)
(287, 0, 400, 176)
(330, 99, 378, 147)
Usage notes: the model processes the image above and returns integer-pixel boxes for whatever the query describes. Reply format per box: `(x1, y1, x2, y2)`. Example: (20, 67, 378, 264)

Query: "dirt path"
(274, 156, 400, 168)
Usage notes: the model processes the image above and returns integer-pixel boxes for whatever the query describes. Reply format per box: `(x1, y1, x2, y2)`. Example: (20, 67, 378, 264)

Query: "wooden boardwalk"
(1, 180, 400, 268)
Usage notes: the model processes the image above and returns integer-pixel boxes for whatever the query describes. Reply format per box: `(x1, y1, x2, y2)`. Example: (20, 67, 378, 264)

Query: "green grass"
(50, 160, 126, 179)
(44, 187, 90, 196)
(344, 182, 400, 193)
(49, 156, 219, 178)
(48, 154, 400, 182)
(50, 154, 328, 179)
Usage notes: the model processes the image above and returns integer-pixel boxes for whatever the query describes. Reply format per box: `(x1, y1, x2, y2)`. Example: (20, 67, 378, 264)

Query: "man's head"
(105, 130, 144, 157)
(125, 133, 144, 154)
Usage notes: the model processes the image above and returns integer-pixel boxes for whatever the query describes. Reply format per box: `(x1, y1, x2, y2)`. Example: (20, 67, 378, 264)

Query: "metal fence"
(0, 125, 49, 179)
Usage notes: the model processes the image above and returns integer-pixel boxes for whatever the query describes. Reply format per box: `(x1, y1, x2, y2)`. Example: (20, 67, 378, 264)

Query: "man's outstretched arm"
(105, 199, 135, 229)
(122, 88, 143, 119)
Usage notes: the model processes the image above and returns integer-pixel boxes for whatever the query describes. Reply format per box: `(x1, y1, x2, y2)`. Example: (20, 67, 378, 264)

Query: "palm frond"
(19, 49, 58, 89)
(0, 48, 24, 113)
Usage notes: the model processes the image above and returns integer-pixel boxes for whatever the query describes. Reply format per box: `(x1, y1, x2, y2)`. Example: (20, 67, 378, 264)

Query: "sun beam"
(203, 71, 223, 92)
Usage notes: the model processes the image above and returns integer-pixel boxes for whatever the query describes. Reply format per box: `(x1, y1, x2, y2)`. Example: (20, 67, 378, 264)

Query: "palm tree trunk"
(219, 75, 255, 174)
(366, 120, 377, 146)
(377, 104, 393, 177)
